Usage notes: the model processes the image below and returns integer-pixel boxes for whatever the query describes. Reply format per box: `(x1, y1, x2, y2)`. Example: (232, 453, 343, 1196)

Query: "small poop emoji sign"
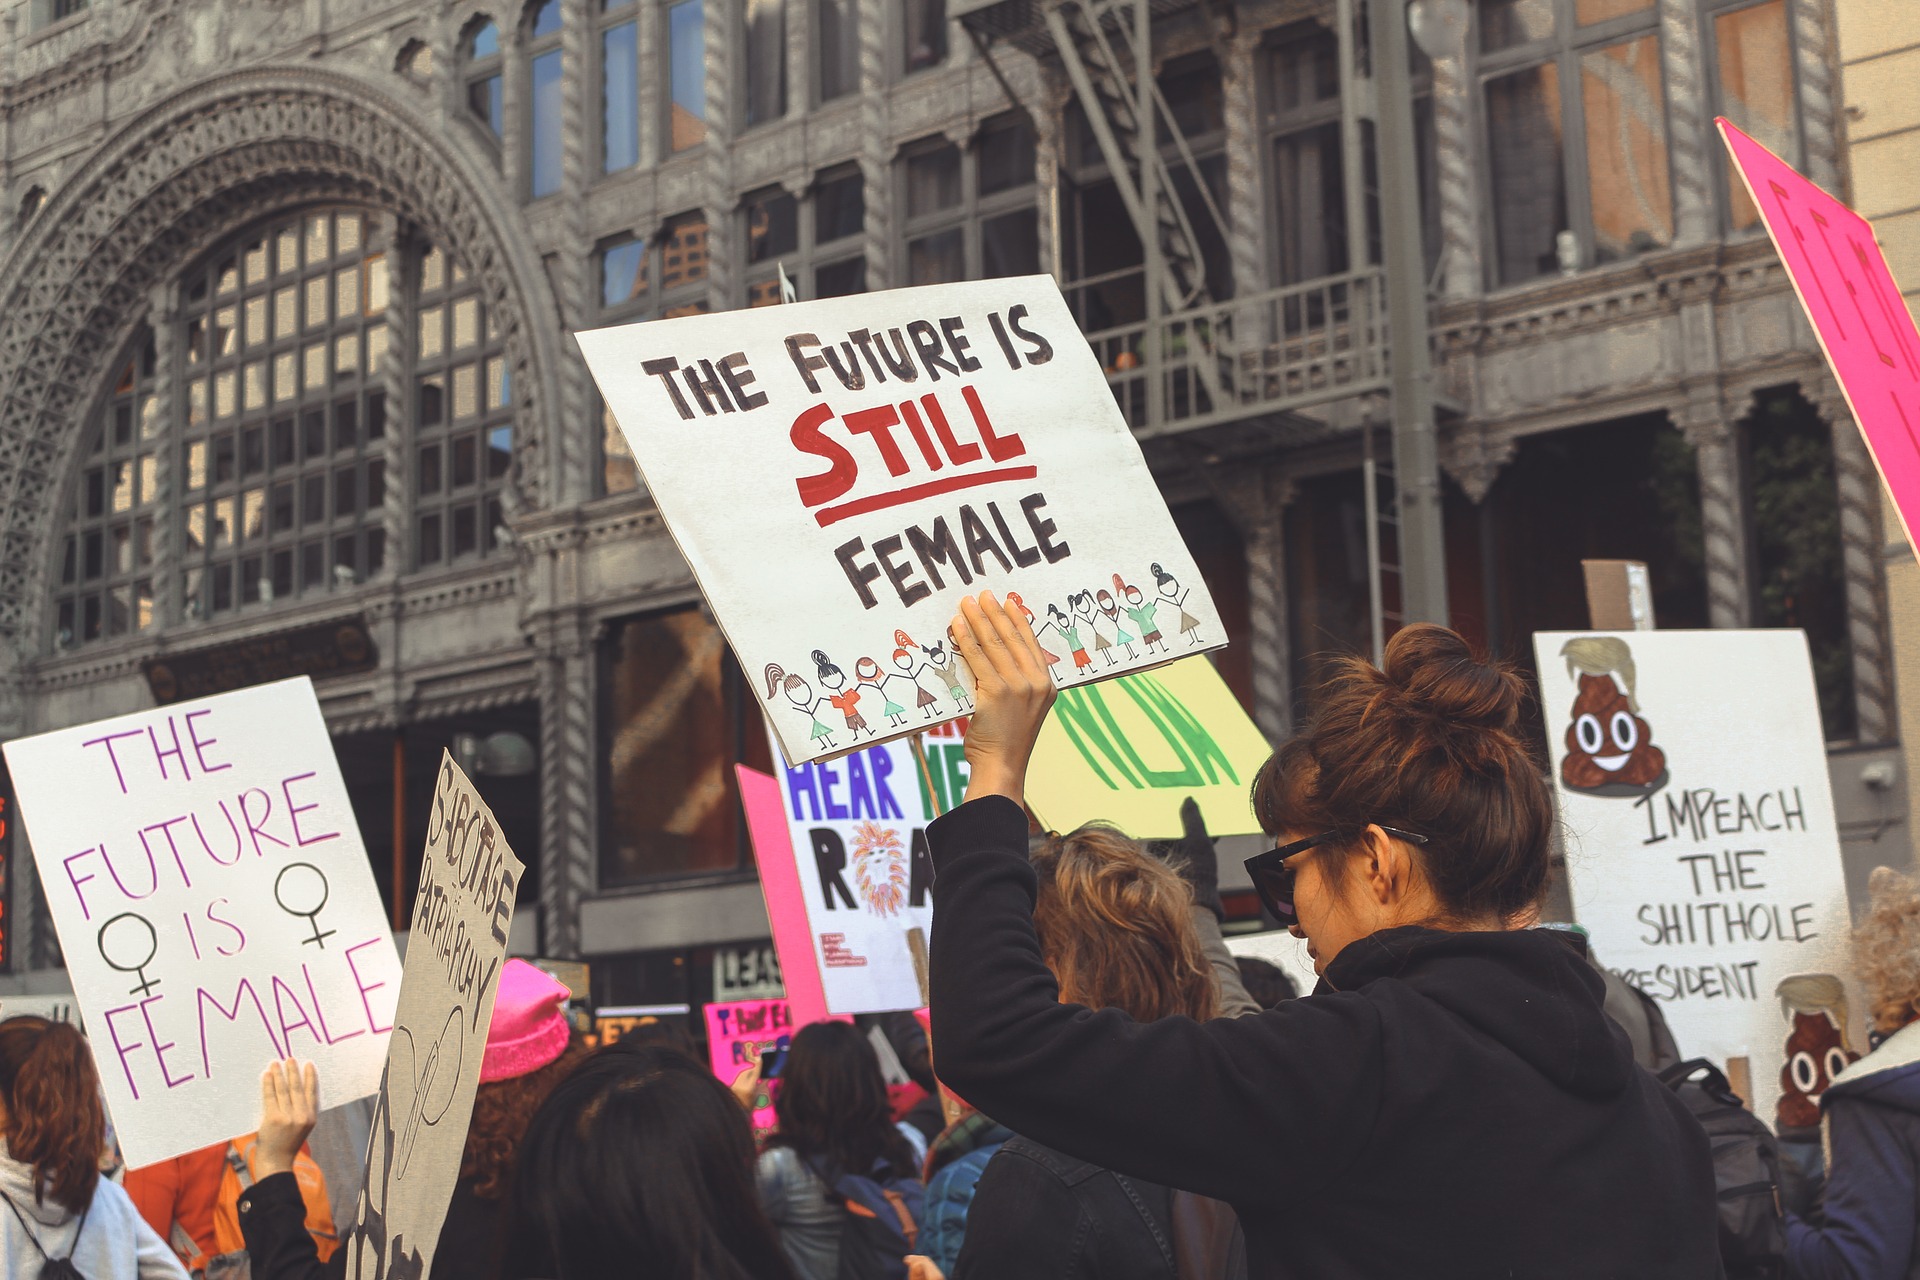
(1558, 637, 1668, 797)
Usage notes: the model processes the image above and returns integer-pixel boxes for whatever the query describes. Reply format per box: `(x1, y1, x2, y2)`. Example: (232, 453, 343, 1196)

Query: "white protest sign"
(1, 677, 400, 1169)
(761, 722, 967, 1014)
(576, 276, 1226, 767)
(0, 993, 83, 1028)
(342, 752, 522, 1279)
(1223, 930, 1318, 1003)
(1534, 630, 1858, 1125)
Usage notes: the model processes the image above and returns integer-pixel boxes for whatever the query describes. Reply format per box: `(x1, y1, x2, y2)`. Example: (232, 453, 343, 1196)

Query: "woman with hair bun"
(926, 594, 1718, 1279)
(0, 1015, 188, 1278)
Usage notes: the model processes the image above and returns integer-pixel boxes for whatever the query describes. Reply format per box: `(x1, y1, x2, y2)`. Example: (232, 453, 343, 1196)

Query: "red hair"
(0, 1017, 104, 1212)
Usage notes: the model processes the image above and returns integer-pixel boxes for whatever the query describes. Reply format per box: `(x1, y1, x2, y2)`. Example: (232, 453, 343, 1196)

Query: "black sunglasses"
(1242, 827, 1430, 928)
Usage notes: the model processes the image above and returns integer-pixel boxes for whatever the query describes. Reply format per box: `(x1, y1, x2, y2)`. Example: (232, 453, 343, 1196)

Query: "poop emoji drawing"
(1775, 973, 1860, 1130)
(1557, 637, 1668, 796)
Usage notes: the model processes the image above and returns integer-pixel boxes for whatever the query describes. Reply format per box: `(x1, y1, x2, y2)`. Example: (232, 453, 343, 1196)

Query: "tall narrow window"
(669, 0, 708, 151)
(595, 232, 651, 494)
(465, 18, 505, 137)
(818, 0, 859, 100)
(744, 189, 801, 306)
(811, 170, 867, 297)
(1479, 0, 1669, 284)
(529, 1, 565, 197)
(744, 0, 788, 126)
(660, 213, 712, 315)
(1711, 0, 1794, 230)
(901, 0, 947, 74)
(413, 243, 515, 569)
(602, 0, 641, 172)
(54, 331, 159, 646)
(898, 117, 1040, 286)
(1263, 30, 1351, 285)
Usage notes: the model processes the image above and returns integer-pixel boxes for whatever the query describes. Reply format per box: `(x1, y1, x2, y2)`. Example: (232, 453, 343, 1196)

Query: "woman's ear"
(1360, 824, 1399, 908)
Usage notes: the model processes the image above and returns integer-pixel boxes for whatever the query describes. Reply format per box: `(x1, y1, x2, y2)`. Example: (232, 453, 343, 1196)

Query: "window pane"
(532, 49, 565, 197)
(452, 297, 480, 350)
(470, 75, 505, 136)
(1716, 0, 1793, 230)
(906, 145, 962, 216)
(1485, 64, 1567, 284)
(470, 18, 500, 56)
(979, 114, 1036, 195)
(489, 425, 514, 479)
(818, 0, 858, 99)
(908, 229, 966, 285)
(1481, 0, 1554, 51)
(1273, 121, 1351, 283)
(815, 172, 865, 242)
(1582, 35, 1672, 263)
(746, 191, 800, 262)
(274, 286, 298, 339)
(902, 0, 946, 73)
(601, 238, 648, 307)
(815, 257, 867, 298)
(603, 406, 640, 493)
(419, 305, 445, 360)
(745, 0, 787, 125)
(305, 278, 329, 329)
(603, 21, 640, 171)
(660, 217, 709, 291)
(669, 0, 708, 151)
(1576, 0, 1652, 23)
(531, 0, 562, 37)
(982, 208, 1040, 278)
(601, 609, 744, 883)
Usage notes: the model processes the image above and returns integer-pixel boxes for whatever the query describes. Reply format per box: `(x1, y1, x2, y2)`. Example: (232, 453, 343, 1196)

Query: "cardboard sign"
(747, 720, 968, 1015)
(1, 677, 401, 1169)
(341, 753, 523, 1279)
(576, 277, 1226, 767)
(1025, 655, 1271, 839)
(1534, 630, 1857, 1125)
(1720, 119, 1920, 547)
(704, 998, 792, 1135)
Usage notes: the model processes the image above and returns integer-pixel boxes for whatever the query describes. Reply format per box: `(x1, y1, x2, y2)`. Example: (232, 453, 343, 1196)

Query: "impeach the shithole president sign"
(576, 277, 1225, 766)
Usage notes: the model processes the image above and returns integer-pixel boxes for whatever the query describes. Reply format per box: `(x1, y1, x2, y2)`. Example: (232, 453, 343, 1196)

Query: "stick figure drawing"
(1152, 563, 1204, 646)
(766, 663, 835, 752)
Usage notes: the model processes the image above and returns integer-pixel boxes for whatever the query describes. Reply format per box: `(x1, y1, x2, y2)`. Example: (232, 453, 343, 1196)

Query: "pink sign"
(705, 998, 792, 1135)
(737, 765, 834, 1028)
(1720, 118, 1920, 544)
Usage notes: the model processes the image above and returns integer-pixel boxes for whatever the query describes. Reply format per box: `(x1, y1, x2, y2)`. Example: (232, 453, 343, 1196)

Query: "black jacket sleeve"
(950, 1149, 1089, 1280)
(238, 1172, 344, 1280)
(927, 796, 1387, 1204)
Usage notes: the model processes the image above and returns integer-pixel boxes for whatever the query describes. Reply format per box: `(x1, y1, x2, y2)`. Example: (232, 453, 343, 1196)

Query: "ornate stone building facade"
(0, 0, 1904, 1001)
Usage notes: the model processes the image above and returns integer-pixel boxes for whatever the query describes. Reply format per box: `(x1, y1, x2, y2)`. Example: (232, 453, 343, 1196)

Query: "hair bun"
(1380, 624, 1523, 731)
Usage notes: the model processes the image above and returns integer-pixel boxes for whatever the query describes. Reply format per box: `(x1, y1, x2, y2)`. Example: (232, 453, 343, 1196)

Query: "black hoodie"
(927, 796, 1721, 1280)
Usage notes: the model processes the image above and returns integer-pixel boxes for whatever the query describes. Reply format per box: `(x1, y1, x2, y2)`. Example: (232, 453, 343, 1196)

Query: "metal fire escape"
(955, 0, 1388, 439)
(955, 0, 1449, 624)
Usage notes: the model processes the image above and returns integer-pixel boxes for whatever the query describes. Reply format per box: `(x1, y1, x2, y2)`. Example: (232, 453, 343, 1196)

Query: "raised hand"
(948, 590, 1055, 808)
(256, 1057, 319, 1178)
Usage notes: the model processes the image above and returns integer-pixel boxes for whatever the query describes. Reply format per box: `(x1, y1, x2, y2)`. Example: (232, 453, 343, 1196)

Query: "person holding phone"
(926, 593, 1718, 1279)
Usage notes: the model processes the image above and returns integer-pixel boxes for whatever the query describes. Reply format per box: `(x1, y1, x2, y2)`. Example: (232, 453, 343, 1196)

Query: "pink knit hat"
(480, 960, 573, 1083)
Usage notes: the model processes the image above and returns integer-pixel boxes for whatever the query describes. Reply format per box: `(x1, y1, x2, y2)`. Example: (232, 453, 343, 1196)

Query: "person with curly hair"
(240, 960, 587, 1280)
(0, 1015, 188, 1279)
(1788, 866, 1920, 1279)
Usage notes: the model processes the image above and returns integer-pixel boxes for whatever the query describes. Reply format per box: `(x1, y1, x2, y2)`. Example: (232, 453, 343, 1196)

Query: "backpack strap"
(3, 1190, 49, 1260)
(1658, 1057, 1743, 1107)
(225, 1143, 255, 1193)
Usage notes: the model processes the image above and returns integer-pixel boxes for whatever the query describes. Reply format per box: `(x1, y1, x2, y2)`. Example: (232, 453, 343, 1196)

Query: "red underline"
(812, 466, 1040, 528)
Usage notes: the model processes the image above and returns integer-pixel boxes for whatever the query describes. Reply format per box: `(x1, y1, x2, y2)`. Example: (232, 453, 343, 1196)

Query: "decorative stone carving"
(537, 616, 596, 958)
(857, 0, 892, 292)
(0, 70, 561, 657)
(1792, 0, 1841, 194)
(1676, 401, 1751, 629)
(1222, 32, 1265, 302)
(1438, 421, 1515, 505)
(1805, 372, 1894, 744)
(1657, 0, 1715, 247)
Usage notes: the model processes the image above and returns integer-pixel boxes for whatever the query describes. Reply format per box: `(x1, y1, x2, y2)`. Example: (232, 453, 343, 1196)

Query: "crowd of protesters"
(5, 596, 1920, 1279)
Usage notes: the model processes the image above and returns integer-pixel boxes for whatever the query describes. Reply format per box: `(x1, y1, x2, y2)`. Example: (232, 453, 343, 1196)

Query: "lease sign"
(1720, 118, 1920, 544)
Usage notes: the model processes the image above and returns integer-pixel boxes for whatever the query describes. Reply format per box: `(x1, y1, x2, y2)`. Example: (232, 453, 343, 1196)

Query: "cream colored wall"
(1834, 0, 1920, 871)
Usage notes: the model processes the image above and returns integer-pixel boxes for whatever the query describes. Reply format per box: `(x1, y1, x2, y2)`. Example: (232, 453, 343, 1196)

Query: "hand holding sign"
(947, 591, 1057, 808)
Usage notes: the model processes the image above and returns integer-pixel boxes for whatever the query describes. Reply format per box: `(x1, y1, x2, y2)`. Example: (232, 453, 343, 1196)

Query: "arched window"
(397, 38, 434, 82)
(51, 207, 515, 651)
(528, 0, 565, 196)
(466, 17, 505, 136)
(600, 0, 640, 173)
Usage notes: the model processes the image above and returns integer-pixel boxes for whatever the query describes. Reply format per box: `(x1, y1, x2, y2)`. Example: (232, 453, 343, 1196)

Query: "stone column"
(501, 21, 530, 198)
(378, 219, 417, 579)
(1420, 0, 1485, 298)
(637, 0, 663, 170)
(554, 0, 596, 506)
(1679, 407, 1752, 629)
(1657, 0, 1715, 247)
(1245, 502, 1294, 743)
(785, 0, 811, 124)
(1809, 375, 1895, 743)
(145, 282, 180, 628)
(537, 598, 597, 958)
(1034, 81, 1069, 282)
(1221, 31, 1265, 303)
(857, 0, 893, 291)
(1791, 0, 1841, 194)
(703, 0, 738, 311)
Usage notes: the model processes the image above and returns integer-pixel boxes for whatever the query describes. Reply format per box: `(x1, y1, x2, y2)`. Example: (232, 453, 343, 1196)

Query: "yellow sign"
(1025, 655, 1273, 839)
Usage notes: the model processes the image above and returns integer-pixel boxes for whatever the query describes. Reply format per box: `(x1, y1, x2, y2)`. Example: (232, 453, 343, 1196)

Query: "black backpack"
(1658, 1058, 1786, 1279)
(805, 1155, 925, 1280)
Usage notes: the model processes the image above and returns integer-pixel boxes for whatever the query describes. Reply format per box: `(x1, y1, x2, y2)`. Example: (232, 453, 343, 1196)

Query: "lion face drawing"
(850, 820, 908, 918)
